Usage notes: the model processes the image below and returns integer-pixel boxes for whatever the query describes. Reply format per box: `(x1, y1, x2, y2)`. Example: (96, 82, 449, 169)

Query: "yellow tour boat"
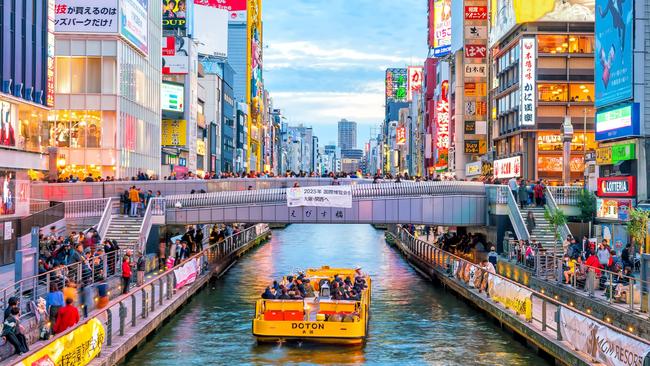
(252, 266, 371, 345)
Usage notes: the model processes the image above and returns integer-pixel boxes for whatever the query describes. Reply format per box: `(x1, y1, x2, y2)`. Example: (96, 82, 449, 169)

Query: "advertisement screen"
(54, 0, 119, 33)
(0, 102, 16, 148)
(435, 82, 450, 150)
(433, 0, 451, 57)
(489, 0, 594, 46)
(595, 103, 640, 141)
(407, 66, 423, 102)
(195, 0, 246, 22)
(0, 171, 15, 216)
(428, 0, 435, 48)
(162, 36, 189, 74)
(163, 0, 186, 29)
(193, 3, 228, 58)
(162, 82, 184, 112)
(385, 68, 407, 102)
(120, 0, 148, 54)
(161, 119, 187, 146)
(595, 0, 633, 108)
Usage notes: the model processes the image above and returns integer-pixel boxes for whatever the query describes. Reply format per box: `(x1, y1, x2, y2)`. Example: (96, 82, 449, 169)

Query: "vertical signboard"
(407, 66, 423, 102)
(519, 37, 536, 126)
(396, 126, 406, 145)
(428, 0, 435, 48)
(433, 0, 451, 57)
(595, 0, 633, 107)
(436, 81, 450, 151)
(46, 0, 56, 107)
(162, 36, 189, 74)
(120, 0, 148, 54)
(385, 68, 407, 102)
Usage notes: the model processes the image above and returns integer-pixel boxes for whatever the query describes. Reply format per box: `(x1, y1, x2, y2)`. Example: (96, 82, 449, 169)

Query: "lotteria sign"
(494, 156, 521, 179)
(597, 176, 635, 198)
(596, 103, 640, 141)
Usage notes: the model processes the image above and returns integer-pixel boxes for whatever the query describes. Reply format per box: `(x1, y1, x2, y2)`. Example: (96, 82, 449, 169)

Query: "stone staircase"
(519, 207, 563, 255)
(103, 215, 143, 252)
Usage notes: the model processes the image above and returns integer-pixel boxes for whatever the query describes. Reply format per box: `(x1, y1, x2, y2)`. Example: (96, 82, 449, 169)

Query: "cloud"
(272, 91, 384, 123)
(265, 41, 414, 71)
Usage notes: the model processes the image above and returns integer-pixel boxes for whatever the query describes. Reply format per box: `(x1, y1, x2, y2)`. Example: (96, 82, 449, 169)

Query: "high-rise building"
(220, 62, 236, 173)
(338, 119, 357, 150)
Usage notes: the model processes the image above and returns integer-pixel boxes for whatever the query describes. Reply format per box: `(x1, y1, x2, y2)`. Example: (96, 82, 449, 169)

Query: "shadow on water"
(126, 224, 551, 366)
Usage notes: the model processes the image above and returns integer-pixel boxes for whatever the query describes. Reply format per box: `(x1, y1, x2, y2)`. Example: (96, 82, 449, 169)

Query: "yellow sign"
(196, 139, 206, 156)
(596, 146, 613, 165)
(20, 318, 105, 366)
(161, 119, 187, 146)
(465, 82, 487, 97)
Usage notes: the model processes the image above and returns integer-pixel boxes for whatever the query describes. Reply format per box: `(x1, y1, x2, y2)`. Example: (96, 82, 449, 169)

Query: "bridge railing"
(64, 198, 110, 218)
(389, 225, 650, 362)
(12, 223, 270, 365)
(546, 186, 582, 206)
(29, 199, 52, 214)
(137, 198, 166, 253)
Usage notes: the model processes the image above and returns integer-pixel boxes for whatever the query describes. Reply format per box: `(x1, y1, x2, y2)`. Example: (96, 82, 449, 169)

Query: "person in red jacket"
(585, 252, 602, 293)
(53, 297, 79, 334)
(122, 255, 131, 294)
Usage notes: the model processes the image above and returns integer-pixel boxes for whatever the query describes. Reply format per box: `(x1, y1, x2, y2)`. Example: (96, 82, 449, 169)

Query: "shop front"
(595, 175, 636, 254)
(536, 132, 596, 183)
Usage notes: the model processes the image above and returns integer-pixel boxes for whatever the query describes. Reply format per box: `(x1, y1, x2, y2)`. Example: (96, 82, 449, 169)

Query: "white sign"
(162, 36, 189, 74)
(465, 25, 487, 40)
(54, 0, 118, 33)
(174, 258, 198, 289)
(560, 306, 650, 366)
(3, 221, 11, 241)
(194, 4, 229, 58)
(465, 161, 482, 177)
(120, 0, 148, 54)
(493, 156, 521, 179)
(519, 37, 536, 126)
(161, 82, 184, 112)
(287, 186, 352, 208)
(464, 63, 487, 78)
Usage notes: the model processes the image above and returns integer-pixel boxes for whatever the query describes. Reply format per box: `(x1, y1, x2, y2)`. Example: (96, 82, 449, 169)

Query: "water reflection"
(127, 224, 548, 365)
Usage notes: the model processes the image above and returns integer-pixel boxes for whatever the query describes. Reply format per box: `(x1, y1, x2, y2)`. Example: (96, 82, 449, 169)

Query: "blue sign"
(595, 103, 640, 141)
(120, 0, 149, 54)
(433, 45, 451, 57)
(595, 0, 634, 108)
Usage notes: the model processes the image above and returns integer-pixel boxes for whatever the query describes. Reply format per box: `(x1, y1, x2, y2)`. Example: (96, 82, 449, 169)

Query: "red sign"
(597, 176, 636, 198)
(396, 126, 406, 145)
(435, 81, 450, 150)
(465, 44, 487, 58)
(407, 66, 423, 102)
(465, 6, 487, 20)
(194, 0, 245, 10)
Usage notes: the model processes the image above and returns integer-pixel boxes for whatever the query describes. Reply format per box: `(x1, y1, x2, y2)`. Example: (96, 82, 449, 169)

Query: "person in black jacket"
(193, 227, 204, 252)
(136, 252, 146, 286)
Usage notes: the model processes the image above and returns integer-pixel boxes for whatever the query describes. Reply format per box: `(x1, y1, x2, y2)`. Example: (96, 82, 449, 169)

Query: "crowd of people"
(260, 268, 367, 302)
(120, 186, 162, 217)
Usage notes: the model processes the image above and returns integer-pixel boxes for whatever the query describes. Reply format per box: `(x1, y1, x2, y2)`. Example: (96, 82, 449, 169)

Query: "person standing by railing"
(136, 252, 146, 286)
(121, 254, 132, 294)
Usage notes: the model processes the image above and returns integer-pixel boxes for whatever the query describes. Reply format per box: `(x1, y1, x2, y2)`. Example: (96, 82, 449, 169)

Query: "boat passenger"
(261, 287, 275, 299)
(304, 279, 315, 297)
(278, 289, 290, 300)
(295, 280, 306, 297)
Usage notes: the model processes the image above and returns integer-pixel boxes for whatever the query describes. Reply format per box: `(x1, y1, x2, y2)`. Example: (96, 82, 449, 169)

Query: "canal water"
(127, 224, 549, 365)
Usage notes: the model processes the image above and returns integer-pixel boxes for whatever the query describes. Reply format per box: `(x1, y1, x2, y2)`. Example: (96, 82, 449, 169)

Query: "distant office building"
(338, 119, 357, 150)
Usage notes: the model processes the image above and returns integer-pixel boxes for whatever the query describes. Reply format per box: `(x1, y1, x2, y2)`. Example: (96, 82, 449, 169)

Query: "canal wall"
(385, 232, 595, 366)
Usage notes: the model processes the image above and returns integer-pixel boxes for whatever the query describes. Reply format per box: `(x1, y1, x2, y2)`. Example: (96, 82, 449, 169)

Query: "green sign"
(611, 143, 635, 162)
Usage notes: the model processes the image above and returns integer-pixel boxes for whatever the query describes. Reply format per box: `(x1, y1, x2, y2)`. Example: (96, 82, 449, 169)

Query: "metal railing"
(544, 187, 572, 243)
(389, 225, 650, 360)
(64, 198, 110, 218)
(29, 199, 52, 214)
(13, 223, 270, 364)
(137, 198, 166, 253)
(19, 202, 65, 237)
(96, 197, 117, 240)
(0, 249, 126, 320)
(487, 185, 531, 241)
(546, 186, 582, 206)
(165, 181, 487, 209)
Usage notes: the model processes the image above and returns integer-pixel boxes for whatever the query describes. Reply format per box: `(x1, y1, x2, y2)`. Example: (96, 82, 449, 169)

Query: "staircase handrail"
(137, 198, 165, 253)
(97, 197, 116, 240)
(544, 186, 572, 243)
(496, 185, 530, 241)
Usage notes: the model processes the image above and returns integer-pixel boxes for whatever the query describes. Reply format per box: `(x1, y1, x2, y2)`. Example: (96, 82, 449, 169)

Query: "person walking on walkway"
(121, 254, 132, 294)
(53, 297, 79, 334)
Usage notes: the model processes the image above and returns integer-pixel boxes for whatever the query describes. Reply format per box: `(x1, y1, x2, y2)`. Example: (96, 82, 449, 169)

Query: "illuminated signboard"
(120, 0, 148, 54)
(385, 68, 407, 102)
(161, 119, 187, 146)
(465, 161, 482, 176)
(396, 126, 406, 145)
(163, 0, 186, 29)
(597, 198, 632, 221)
(597, 176, 636, 198)
(407, 66, 423, 102)
(433, 0, 451, 57)
(465, 6, 487, 20)
(519, 37, 536, 126)
(435, 81, 450, 150)
(161, 82, 184, 112)
(465, 25, 487, 40)
(54, 0, 118, 33)
(595, 103, 640, 141)
(162, 36, 189, 74)
(47, 0, 56, 107)
(465, 44, 487, 58)
(493, 156, 521, 179)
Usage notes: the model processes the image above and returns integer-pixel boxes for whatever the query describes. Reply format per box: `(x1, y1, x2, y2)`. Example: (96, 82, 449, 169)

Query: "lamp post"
(561, 116, 574, 186)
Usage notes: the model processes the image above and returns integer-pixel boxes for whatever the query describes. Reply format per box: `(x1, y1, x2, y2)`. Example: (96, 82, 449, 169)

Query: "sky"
(263, 0, 427, 148)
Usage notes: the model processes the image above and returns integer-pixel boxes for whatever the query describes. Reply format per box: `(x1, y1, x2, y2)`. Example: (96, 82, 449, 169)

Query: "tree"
(628, 208, 650, 253)
(544, 205, 568, 257)
(576, 189, 597, 223)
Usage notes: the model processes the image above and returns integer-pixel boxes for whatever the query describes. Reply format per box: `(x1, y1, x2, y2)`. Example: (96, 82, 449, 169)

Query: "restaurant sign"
(597, 176, 635, 198)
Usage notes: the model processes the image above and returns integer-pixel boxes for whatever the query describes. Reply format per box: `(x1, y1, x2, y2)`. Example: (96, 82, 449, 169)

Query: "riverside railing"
(12, 223, 270, 365)
(546, 186, 582, 206)
(389, 225, 650, 362)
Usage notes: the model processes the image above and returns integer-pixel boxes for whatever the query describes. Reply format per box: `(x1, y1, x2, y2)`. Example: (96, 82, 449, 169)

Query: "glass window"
(538, 35, 569, 54)
(569, 84, 594, 102)
(55, 57, 71, 93)
(86, 58, 101, 93)
(538, 83, 568, 102)
(102, 57, 117, 94)
(47, 110, 102, 148)
(70, 58, 86, 93)
(568, 36, 594, 54)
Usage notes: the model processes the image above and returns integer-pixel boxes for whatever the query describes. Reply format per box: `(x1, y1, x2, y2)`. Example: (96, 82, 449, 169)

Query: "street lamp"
(561, 116, 574, 186)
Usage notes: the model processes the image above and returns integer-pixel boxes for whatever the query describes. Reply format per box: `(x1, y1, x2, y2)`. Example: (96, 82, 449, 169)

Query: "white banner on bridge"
(560, 306, 650, 366)
(286, 186, 352, 208)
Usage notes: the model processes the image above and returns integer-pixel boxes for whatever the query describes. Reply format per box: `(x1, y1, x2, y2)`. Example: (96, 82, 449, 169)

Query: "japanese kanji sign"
(386, 68, 407, 102)
(407, 66, 423, 102)
(465, 44, 487, 58)
(54, 0, 118, 33)
(287, 186, 352, 209)
(464, 63, 487, 78)
(436, 86, 450, 150)
(396, 126, 406, 145)
(519, 37, 536, 126)
(464, 25, 487, 40)
(464, 82, 487, 97)
(464, 6, 487, 20)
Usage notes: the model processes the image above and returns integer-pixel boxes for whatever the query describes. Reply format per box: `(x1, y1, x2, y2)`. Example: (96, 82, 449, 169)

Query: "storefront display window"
(18, 104, 50, 153)
(537, 132, 596, 152)
(568, 36, 594, 54)
(538, 83, 594, 103)
(538, 156, 585, 172)
(538, 35, 594, 54)
(47, 110, 102, 148)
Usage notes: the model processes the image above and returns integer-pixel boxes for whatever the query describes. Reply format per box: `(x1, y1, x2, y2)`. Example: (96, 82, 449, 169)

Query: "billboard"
(493, 156, 521, 179)
(435, 81, 450, 150)
(161, 82, 184, 112)
(597, 176, 636, 198)
(595, 103, 640, 141)
(407, 66, 423, 102)
(54, 0, 119, 33)
(428, 0, 435, 48)
(385, 68, 407, 102)
(433, 0, 451, 57)
(161, 120, 187, 146)
(396, 126, 406, 145)
(193, 3, 228, 58)
(120, 0, 148, 54)
(163, 0, 187, 29)
(0, 171, 15, 215)
(519, 37, 536, 126)
(162, 36, 189, 74)
(195, 0, 246, 22)
(489, 0, 594, 46)
(595, 0, 633, 108)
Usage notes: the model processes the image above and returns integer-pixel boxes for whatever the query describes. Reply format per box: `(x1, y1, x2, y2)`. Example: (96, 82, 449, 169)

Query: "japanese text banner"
(287, 186, 352, 209)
